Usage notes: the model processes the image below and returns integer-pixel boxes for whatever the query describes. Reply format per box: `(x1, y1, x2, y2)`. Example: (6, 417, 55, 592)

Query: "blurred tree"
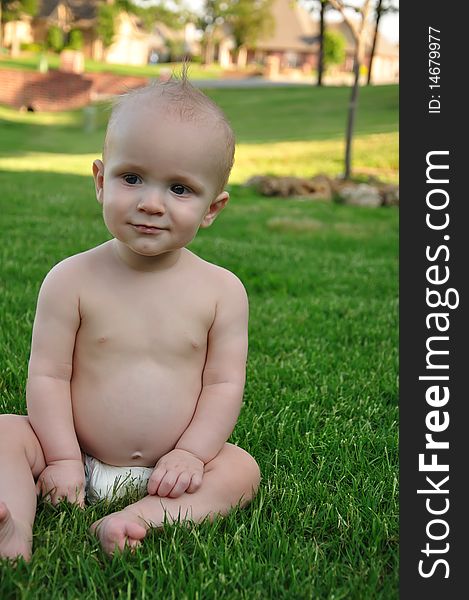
(46, 24, 64, 52)
(316, 0, 326, 85)
(97, 2, 117, 49)
(328, 0, 373, 179)
(323, 29, 345, 71)
(128, 0, 187, 32)
(96, 0, 186, 50)
(303, 1, 329, 86)
(67, 28, 84, 51)
(201, 0, 274, 67)
(367, 0, 398, 85)
(1, 0, 38, 55)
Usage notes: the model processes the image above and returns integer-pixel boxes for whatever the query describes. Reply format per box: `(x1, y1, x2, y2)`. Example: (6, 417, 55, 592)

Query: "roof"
(328, 21, 399, 58)
(38, 0, 97, 21)
(255, 0, 319, 53)
(253, 0, 398, 58)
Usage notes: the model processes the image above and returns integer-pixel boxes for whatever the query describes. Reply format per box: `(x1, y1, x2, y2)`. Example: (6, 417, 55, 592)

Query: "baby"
(0, 74, 260, 560)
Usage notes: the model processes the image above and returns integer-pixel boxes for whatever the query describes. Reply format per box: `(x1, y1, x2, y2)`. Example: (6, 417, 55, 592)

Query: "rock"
(245, 175, 332, 200)
(338, 184, 382, 207)
(378, 184, 399, 206)
(244, 174, 399, 207)
(308, 174, 333, 200)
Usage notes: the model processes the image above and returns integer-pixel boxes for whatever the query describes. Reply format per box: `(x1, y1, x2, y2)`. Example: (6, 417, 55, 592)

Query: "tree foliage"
(67, 28, 84, 51)
(126, 0, 187, 32)
(97, 3, 117, 49)
(95, 0, 187, 49)
(1, 0, 37, 22)
(46, 24, 64, 52)
(323, 29, 345, 69)
(202, 0, 275, 49)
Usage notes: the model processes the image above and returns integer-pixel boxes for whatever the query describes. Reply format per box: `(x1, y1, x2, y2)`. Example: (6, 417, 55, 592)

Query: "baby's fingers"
(65, 486, 85, 508)
(156, 471, 179, 497)
(36, 477, 57, 503)
(147, 467, 167, 495)
(187, 472, 203, 494)
(168, 472, 192, 498)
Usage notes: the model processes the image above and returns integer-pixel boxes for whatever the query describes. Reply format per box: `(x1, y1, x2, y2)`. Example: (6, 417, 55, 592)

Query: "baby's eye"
(171, 184, 190, 196)
(123, 174, 142, 185)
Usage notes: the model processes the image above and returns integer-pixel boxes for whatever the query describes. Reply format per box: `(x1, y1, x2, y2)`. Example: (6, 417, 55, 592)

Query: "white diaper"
(84, 454, 153, 504)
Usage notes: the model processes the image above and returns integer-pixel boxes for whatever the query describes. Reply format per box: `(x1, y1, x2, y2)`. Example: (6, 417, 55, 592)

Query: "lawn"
(0, 84, 398, 185)
(0, 84, 398, 598)
(0, 54, 225, 79)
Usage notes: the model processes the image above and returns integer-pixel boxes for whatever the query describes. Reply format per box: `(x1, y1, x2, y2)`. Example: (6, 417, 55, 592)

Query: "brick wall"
(0, 69, 148, 111)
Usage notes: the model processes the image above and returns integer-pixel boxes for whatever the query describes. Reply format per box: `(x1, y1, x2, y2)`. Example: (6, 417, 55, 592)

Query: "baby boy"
(0, 74, 260, 560)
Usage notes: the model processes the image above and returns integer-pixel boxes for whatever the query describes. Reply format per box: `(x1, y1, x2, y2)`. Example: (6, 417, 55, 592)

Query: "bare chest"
(75, 275, 215, 363)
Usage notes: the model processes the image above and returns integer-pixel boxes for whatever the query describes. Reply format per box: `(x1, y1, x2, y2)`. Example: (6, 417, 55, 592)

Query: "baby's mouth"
(132, 224, 166, 234)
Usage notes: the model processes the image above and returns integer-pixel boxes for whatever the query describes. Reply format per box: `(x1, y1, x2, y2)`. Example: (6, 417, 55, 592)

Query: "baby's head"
(93, 71, 236, 261)
(103, 72, 235, 195)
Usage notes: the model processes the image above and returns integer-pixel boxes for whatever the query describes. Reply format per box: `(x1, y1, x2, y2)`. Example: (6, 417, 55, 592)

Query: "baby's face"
(93, 104, 229, 259)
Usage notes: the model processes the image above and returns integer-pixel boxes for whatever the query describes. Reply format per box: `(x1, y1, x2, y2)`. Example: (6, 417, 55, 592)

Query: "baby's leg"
(91, 443, 260, 554)
(0, 415, 46, 561)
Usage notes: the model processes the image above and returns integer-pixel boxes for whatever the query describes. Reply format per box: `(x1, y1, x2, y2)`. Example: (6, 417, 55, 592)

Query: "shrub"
(97, 4, 117, 48)
(323, 30, 346, 70)
(20, 42, 44, 53)
(46, 25, 64, 53)
(67, 29, 84, 51)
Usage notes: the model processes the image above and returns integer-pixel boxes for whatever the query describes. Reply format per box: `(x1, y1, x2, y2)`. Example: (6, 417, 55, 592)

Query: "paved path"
(191, 77, 314, 88)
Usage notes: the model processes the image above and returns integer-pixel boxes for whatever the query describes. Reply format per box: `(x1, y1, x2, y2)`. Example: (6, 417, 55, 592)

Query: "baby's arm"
(26, 260, 85, 506)
(148, 271, 248, 498)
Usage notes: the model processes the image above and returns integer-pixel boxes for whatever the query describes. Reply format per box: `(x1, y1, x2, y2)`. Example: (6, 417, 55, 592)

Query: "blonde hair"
(103, 67, 236, 193)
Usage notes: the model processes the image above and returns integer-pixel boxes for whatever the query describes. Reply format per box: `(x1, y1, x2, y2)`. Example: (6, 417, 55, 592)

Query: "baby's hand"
(147, 449, 204, 498)
(36, 459, 85, 507)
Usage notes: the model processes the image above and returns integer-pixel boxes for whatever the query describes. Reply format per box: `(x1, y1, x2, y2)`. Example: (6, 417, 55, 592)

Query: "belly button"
(131, 452, 142, 460)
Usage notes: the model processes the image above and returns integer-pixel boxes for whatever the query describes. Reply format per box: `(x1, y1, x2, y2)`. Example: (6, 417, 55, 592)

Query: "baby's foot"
(90, 511, 147, 555)
(0, 502, 32, 562)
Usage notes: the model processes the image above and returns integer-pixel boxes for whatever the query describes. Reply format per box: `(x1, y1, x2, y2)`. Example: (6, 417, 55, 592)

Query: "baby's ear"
(92, 159, 104, 204)
(201, 191, 229, 228)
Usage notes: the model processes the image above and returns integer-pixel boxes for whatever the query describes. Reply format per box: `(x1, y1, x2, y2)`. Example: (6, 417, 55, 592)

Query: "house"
(245, 0, 319, 70)
(216, 0, 399, 83)
(2, 0, 196, 66)
(33, 0, 169, 64)
(31, 0, 101, 58)
(328, 21, 399, 83)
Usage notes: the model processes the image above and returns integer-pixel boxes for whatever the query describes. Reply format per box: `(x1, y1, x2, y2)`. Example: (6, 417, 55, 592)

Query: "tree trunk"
(203, 38, 215, 65)
(236, 45, 247, 68)
(327, 0, 371, 179)
(317, 0, 326, 86)
(367, 0, 382, 85)
(10, 21, 20, 57)
(344, 52, 360, 179)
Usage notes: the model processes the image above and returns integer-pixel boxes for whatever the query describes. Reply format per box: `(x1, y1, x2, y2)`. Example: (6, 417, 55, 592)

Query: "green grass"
(0, 84, 398, 183)
(0, 53, 224, 79)
(0, 85, 398, 598)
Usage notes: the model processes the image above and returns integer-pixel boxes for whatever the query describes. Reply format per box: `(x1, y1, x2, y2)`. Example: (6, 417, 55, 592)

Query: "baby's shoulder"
(184, 250, 248, 301)
(40, 244, 105, 289)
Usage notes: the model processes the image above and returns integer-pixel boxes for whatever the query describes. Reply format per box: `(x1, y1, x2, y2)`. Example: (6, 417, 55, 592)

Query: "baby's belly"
(71, 361, 202, 467)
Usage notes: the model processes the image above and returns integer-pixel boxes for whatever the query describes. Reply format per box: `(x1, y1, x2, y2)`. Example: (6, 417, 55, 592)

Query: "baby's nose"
(138, 189, 165, 214)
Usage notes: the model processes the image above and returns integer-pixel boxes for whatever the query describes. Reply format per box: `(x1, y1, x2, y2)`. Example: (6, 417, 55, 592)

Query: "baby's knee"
(0, 414, 29, 441)
(0, 414, 45, 470)
(224, 444, 261, 496)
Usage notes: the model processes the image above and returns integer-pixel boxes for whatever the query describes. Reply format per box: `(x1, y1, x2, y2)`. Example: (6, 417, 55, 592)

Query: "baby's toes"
(92, 515, 147, 555)
(124, 521, 147, 543)
(91, 516, 126, 554)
